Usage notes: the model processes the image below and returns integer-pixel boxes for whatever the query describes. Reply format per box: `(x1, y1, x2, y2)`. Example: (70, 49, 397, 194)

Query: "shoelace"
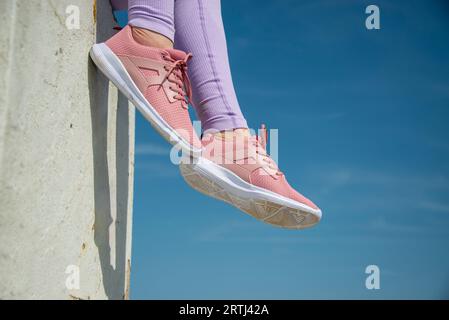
(162, 53, 193, 107)
(252, 124, 283, 176)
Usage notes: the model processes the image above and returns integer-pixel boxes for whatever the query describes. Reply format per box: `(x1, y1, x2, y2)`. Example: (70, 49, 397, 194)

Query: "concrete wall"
(0, 0, 135, 299)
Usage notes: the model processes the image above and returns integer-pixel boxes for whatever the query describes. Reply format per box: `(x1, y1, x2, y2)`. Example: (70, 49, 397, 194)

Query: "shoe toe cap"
(288, 188, 319, 211)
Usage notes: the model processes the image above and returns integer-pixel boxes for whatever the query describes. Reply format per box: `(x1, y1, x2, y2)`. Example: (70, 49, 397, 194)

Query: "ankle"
(214, 128, 249, 140)
(131, 26, 173, 49)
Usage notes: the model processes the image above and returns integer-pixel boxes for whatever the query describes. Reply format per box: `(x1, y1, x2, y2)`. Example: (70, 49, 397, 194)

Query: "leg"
(90, 1, 202, 155)
(175, 1, 321, 229)
(174, 0, 247, 133)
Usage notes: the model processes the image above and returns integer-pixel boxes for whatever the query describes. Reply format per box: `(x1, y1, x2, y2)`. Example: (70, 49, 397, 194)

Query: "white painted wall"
(0, 0, 135, 299)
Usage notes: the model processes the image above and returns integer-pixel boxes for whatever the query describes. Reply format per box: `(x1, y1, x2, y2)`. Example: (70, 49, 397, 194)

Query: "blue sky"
(130, 0, 449, 299)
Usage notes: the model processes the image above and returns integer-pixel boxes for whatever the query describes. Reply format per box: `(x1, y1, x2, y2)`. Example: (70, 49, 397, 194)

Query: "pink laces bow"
(162, 53, 193, 107)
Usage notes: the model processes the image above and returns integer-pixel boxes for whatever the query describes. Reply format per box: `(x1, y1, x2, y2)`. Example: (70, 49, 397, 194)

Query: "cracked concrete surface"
(0, 0, 134, 299)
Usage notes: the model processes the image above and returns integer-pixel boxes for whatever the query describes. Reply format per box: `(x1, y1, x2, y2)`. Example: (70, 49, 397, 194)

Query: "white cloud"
(419, 201, 449, 214)
(315, 166, 449, 191)
(368, 216, 422, 234)
(136, 160, 178, 178)
(135, 143, 169, 156)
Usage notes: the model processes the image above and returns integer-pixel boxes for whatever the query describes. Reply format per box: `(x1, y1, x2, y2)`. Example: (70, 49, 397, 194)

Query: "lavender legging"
(110, 0, 247, 132)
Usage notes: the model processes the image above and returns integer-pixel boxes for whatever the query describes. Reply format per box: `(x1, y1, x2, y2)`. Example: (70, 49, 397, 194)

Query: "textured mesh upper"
(250, 168, 318, 210)
(105, 25, 201, 149)
(140, 69, 159, 78)
(144, 86, 199, 147)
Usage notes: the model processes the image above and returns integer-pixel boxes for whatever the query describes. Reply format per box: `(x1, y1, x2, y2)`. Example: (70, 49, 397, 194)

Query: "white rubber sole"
(89, 43, 201, 157)
(180, 157, 322, 229)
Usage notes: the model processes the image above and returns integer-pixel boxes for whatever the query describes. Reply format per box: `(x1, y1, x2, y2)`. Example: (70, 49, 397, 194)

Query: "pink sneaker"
(179, 125, 322, 229)
(90, 25, 201, 156)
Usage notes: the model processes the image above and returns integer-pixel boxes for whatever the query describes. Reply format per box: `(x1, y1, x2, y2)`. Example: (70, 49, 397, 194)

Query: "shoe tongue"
(165, 48, 187, 61)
